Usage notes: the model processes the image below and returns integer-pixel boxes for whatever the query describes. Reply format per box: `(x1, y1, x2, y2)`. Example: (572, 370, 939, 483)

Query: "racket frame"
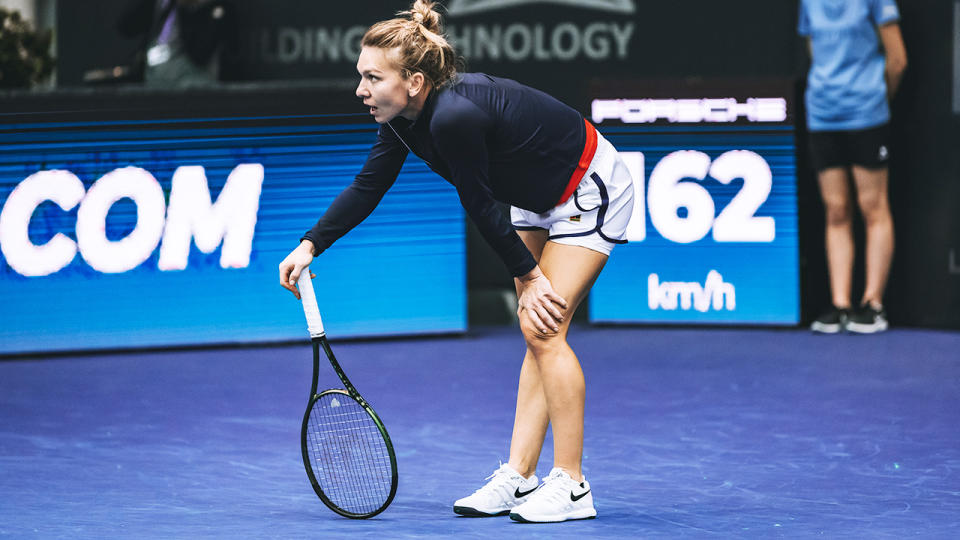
(300, 335, 398, 519)
(296, 269, 398, 519)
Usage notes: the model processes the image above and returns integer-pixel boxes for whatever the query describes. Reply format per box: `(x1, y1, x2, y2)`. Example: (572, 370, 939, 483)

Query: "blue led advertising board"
(0, 93, 465, 354)
(586, 80, 800, 324)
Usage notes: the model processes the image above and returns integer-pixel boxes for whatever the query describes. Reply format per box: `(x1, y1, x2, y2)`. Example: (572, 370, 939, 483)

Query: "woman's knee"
(519, 316, 566, 356)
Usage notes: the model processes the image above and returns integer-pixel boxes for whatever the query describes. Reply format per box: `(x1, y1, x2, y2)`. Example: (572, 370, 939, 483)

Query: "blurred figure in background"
(800, 0, 907, 334)
(0, 6, 54, 89)
(118, 0, 232, 88)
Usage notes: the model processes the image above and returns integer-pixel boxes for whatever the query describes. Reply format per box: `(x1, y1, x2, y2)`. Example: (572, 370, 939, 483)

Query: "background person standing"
(799, 0, 907, 334)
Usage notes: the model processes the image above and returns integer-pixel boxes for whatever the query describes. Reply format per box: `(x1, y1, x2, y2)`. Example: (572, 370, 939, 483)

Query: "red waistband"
(556, 118, 598, 206)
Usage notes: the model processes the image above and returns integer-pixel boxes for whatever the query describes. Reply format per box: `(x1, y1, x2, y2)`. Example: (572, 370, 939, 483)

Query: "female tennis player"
(278, 0, 633, 523)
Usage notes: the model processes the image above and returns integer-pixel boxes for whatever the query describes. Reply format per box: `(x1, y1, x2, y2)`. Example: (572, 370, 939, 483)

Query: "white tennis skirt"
(511, 129, 634, 255)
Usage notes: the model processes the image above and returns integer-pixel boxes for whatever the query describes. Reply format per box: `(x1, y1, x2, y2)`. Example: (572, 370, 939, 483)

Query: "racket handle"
(296, 267, 326, 338)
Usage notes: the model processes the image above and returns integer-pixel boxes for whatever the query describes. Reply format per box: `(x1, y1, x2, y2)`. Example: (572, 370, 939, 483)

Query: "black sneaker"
(846, 303, 888, 334)
(810, 307, 850, 334)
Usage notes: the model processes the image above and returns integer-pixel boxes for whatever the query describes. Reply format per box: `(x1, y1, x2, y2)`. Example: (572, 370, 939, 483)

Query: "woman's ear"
(408, 72, 427, 97)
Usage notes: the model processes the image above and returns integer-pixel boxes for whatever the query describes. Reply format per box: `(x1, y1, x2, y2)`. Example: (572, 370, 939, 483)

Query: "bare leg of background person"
(818, 167, 856, 308)
(852, 166, 895, 307)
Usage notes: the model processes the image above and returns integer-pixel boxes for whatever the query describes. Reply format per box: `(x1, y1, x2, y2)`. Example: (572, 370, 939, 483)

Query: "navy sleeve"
(301, 125, 408, 255)
(432, 102, 537, 278)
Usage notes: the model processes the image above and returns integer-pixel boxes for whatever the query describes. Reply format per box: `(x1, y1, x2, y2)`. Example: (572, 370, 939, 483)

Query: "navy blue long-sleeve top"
(303, 72, 587, 277)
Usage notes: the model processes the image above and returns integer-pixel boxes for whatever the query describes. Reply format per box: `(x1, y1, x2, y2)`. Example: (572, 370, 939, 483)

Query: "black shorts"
(807, 123, 890, 172)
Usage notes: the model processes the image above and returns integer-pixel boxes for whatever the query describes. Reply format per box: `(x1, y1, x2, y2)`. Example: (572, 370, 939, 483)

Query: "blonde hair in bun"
(362, 1, 459, 88)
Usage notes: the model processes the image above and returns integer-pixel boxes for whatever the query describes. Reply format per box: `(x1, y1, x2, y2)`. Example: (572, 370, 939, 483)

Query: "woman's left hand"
(516, 266, 568, 334)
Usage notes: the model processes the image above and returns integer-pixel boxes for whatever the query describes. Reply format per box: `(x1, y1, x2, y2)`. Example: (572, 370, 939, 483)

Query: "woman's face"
(356, 46, 420, 124)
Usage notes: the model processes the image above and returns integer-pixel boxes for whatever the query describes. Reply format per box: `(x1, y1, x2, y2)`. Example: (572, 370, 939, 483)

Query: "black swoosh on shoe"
(514, 486, 537, 498)
(570, 489, 591, 502)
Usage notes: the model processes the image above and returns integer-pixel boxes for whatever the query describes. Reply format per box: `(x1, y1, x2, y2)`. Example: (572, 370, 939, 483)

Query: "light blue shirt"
(798, 0, 900, 131)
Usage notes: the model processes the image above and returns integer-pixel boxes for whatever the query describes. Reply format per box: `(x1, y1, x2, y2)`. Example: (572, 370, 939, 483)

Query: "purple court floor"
(1, 326, 959, 538)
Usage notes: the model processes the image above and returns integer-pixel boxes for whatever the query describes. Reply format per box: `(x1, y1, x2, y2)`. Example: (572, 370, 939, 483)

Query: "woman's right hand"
(516, 265, 568, 334)
(278, 240, 317, 299)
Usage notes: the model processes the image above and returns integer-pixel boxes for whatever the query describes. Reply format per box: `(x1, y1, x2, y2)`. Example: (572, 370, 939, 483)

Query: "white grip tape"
(296, 267, 326, 337)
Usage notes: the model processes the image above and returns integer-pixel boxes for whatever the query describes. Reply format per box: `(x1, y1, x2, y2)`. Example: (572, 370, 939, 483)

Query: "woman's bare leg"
(508, 237, 608, 482)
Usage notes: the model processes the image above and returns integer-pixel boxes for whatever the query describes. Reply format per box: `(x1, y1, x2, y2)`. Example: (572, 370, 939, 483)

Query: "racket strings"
(311, 403, 391, 511)
(306, 393, 393, 515)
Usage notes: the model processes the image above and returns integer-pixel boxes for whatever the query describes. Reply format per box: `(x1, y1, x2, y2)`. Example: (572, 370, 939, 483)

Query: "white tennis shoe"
(509, 467, 597, 523)
(453, 463, 539, 517)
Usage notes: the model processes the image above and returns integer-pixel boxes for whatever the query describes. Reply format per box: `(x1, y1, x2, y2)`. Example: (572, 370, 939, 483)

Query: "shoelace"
(533, 472, 577, 505)
(471, 463, 520, 499)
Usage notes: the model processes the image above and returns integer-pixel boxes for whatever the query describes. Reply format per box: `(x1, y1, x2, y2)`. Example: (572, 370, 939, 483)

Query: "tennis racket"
(295, 268, 398, 519)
